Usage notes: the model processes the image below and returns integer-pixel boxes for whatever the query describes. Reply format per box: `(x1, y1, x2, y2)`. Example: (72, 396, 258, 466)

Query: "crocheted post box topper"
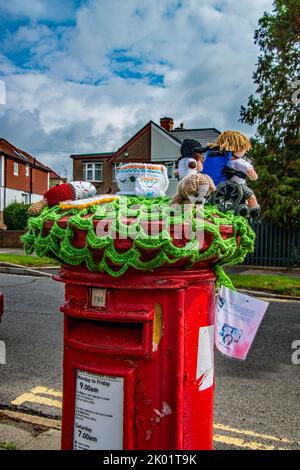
(174, 139, 205, 180)
(203, 131, 260, 218)
(116, 163, 169, 197)
(28, 181, 97, 216)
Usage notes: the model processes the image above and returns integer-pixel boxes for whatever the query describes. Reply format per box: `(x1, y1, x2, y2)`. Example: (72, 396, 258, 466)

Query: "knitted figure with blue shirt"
(203, 130, 260, 218)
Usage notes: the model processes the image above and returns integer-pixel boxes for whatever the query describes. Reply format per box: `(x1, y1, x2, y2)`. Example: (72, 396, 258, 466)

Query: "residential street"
(0, 273, 299, 450)
(0, 274, 64, 418)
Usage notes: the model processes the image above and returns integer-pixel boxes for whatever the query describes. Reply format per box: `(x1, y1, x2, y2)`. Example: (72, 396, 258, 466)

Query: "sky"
(0, 0, 273, 178)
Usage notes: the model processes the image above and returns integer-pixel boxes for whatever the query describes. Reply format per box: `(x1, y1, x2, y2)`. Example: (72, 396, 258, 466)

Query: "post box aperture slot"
(67, 318, 152, 356)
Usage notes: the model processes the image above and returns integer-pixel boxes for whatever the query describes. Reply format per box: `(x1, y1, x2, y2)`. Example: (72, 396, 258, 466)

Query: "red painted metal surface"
(56, 266, 216, 450)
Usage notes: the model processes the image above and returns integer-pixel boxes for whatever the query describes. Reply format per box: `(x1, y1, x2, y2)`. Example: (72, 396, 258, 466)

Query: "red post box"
(23, 186, 253, 450)
(55, 265, 216, 450)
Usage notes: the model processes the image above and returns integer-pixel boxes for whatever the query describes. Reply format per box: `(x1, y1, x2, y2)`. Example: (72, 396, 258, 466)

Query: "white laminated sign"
(73, 370, 124, 450)
(215, 286, 269, 360)
(196, 325, 215, 391)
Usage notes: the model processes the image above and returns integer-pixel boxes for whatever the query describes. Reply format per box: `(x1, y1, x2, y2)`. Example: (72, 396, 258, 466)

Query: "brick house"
(71, 152, 115, 194)
(0, 138, 51, 227)
(70, 118, 220, 196)
(49, 169, 67, 187)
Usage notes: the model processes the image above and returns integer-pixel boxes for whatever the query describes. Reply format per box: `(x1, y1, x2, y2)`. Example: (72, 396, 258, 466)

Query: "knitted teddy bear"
(174, 139, 205, 180)
(116, 163, 169, 197)
(172, 172, 216, 206)
(28, 181, 97, 216)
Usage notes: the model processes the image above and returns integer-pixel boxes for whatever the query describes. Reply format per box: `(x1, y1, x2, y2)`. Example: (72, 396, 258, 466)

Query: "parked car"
(0, 292, 4, 322)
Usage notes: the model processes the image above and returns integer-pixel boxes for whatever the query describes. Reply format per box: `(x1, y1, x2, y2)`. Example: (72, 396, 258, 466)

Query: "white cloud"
(4, 23, 59, 50)
(0, 0, 76, 22)
(0, 0, 274, 178)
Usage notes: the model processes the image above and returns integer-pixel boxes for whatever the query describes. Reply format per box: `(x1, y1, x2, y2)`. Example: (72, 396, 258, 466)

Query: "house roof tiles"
(70, 152, 114, 160)
(170, 128, 221, 147)
(0, 138, 50, 172)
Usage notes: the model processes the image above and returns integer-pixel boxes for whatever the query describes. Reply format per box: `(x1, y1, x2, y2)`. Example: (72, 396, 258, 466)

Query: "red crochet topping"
(44, 183, 75, 207)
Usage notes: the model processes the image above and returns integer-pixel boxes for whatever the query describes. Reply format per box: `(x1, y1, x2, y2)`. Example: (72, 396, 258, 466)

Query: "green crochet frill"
(22, 196, 255, 289)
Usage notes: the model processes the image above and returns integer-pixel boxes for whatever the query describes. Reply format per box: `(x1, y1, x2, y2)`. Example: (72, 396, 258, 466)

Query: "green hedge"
(3, 203, 31, 230)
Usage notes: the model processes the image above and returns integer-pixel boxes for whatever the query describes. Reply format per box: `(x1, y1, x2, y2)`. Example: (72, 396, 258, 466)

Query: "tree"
(240, 0, 300, 226)
(4, 203, 31, 230)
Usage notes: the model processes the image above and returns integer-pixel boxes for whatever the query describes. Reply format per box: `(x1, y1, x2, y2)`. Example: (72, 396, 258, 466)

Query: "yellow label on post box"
(91, 288, 107, 308)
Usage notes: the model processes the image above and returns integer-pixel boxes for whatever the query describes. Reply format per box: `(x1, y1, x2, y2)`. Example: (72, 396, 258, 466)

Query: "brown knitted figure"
(28, 199, 47, 216)
(172, 173, 216, 206)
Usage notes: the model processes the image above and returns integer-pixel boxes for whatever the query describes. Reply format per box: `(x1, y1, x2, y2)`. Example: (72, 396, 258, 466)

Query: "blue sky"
(0, 0, 273, 177)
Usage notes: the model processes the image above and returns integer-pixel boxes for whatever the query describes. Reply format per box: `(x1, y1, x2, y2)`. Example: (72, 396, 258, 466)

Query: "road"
(0, 273, 299, 450)
(0, 274, 64, 418)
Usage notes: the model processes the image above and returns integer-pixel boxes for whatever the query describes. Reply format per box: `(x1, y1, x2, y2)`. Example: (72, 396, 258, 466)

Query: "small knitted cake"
(116, 163, 169, 197)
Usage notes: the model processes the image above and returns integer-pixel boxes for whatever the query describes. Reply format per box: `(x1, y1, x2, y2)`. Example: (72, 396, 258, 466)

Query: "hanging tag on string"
(215, 285, 269, 360)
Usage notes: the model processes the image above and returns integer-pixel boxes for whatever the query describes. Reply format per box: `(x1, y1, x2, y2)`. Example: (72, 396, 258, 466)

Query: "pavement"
(225, 265, 300, 278)
(0, 248, 59, 278)
(0, 249, 26, 255)
(0, 411, 61, 450)
(0, 273, 300, 450)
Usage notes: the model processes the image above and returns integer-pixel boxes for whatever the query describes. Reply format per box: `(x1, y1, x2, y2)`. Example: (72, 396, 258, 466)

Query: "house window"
(22, 193, 29, 204)
(25, 164, 29, 176)
(14, 162, 19, 176)
(83, 162, 103, 182)
(112, 163, 121, 182)
(164, 161, 176, 180)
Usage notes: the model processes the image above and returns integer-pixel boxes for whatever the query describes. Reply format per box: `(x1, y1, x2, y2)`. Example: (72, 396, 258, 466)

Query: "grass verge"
(0, 441, 17, 450)
(230, 273, 300, 297)
(0, 254, 59, 267)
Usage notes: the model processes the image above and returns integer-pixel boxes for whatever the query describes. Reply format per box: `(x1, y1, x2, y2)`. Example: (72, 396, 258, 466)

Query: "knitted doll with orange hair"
(208, 130, 260, 218)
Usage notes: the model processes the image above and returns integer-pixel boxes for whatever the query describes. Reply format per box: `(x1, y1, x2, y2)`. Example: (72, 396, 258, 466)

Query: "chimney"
(175, 122, 185, 130)
(160, 117, 174, 132)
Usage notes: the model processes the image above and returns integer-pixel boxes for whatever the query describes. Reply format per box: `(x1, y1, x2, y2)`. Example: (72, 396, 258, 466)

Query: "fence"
(245, 220, 300, 267)
(0, 230, 26, 249)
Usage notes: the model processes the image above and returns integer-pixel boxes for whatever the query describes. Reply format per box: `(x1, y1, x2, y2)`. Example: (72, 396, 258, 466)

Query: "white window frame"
(83, 162, 103, 182)
(25, 164, 29, 176)
(22, 192, 29, 204)
(112, 163, 122, 182)
(14, 162, 19, 176)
